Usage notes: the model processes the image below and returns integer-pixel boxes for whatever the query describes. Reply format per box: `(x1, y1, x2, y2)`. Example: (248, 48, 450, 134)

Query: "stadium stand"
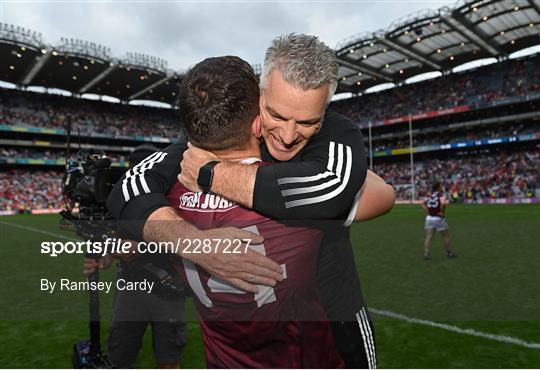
(0, 170, 63, 213)
(369, 122, 539, 152)
(0, 147, 127, 162)
(0, 89, 182, 137)
(375, 148, 539, 202)
(1, 0, 540, 212)
(331, 55, 540, 123)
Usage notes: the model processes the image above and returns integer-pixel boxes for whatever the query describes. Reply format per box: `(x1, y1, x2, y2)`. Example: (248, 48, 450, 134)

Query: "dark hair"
(178, 56, 260, 151)
(432, 182, 441, 192)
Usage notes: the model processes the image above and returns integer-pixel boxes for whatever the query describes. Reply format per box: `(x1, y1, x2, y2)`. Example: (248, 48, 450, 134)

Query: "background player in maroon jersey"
(422, 182, 457, 260)
(166, 55, 344, 368)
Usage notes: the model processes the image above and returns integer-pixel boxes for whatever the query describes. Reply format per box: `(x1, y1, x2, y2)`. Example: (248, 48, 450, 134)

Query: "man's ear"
(252, 115, 262, 138)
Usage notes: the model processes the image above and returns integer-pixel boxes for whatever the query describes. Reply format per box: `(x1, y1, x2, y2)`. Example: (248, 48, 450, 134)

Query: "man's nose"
(279, 121, 298, 146)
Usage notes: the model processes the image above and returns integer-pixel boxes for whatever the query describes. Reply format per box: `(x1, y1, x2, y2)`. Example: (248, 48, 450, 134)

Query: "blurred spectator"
(0, 170, 63, 212)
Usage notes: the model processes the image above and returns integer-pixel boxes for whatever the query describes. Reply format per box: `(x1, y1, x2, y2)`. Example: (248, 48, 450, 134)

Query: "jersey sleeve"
(253, 111, 367, 221)
(106, 141, 187, 240)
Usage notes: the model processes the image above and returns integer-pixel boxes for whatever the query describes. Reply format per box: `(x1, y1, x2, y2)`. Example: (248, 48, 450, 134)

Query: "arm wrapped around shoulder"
(106, 142, 187, 240)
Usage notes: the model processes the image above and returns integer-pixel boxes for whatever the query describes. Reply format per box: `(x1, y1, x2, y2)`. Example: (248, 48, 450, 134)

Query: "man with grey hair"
(108, 33, 394, 368)
(259, 33, 339, 105)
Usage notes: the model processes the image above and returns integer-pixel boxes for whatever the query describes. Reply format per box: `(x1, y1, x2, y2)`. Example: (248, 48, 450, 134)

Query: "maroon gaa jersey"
(166, 161, 344, 369)
(425, 191, 444, 217)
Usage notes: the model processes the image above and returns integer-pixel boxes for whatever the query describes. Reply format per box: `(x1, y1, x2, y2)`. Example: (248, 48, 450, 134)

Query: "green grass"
(0, 204, 539, 368)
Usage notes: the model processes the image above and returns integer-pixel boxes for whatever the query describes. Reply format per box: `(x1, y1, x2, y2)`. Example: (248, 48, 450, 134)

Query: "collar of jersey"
(239, 157, 262, 165)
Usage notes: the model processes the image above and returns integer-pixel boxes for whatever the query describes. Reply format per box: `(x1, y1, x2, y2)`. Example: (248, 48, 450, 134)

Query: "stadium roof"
(335, 0, 540, 93)
(1, 0, 539, 104)
(0, 24, 182, 105)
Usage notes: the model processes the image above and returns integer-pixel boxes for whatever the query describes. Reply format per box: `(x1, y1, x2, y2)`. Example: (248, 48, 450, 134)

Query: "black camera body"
(61, 150, 124, 240)
(60, 149, 186, 300)
(61, 148, 186, 368)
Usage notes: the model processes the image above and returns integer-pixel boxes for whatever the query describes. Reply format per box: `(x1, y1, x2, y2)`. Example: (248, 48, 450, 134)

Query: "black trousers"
(330, 306, 377, 369)
(108, 288, 187, 368)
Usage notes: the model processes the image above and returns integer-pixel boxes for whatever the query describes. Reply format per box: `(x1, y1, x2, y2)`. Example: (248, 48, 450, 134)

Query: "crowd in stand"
(1, 55, 539, 213)
(370, 122, 539, 152)
(0, 170, 63, 212)
(2, 122, 535, 160)
(1, 149, 536, 212)
(0, 147, 127, 163)
(0, 55, 538, 137)
(376, 150, 539, 201)
(331, 55, 540, 123)
(0, 89, 183, 138)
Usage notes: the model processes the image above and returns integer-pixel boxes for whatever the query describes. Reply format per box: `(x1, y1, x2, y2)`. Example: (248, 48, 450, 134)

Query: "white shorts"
(425, 216, 449, 231)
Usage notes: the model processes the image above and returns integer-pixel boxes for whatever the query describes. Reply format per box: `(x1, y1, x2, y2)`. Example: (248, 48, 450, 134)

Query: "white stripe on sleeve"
(280, 143, 344, 197)
(122, 151, 160, 202)
(284, 145, 352, 208)
(277, 141, 336, 185)
(327, 141, 335, 171)
(121, 151, 167, 202)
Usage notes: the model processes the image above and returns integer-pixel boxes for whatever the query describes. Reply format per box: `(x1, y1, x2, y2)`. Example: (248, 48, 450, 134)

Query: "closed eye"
(297, 119, 321, 126)
(271, 113, 284, 121)
(265, 106, 287, 121)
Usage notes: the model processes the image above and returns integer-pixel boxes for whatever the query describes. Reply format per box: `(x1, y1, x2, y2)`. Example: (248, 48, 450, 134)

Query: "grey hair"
(260, 33, 339, 104)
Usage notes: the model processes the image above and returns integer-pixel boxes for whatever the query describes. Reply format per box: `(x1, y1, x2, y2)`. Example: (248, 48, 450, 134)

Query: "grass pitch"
(0, 204, 539, 368)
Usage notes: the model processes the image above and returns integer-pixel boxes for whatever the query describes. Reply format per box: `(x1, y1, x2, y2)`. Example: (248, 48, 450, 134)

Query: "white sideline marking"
(2, 220, 539, 350)
(370, 308, 540, 350)
(0, 220, 78, 241)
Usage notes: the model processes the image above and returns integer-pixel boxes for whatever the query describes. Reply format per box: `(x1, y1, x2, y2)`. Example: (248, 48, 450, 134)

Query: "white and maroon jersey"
(425, 191, 444, 217)
(166, 161, 344, 369)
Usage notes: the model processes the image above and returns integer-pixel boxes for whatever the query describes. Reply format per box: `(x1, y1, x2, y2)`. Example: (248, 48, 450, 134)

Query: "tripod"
(72, 254, 113, 369)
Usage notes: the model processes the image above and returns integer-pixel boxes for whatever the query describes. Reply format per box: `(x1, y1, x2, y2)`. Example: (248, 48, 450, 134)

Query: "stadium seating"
(0, 147, 126, 162)
(369, 123, 537, 152)
(1, 54, 539, 211)
(331, 55, 540, 124)
(375, 149, 539, 201)
(0, 170, 63, 212)
(0, 89, 182, 138)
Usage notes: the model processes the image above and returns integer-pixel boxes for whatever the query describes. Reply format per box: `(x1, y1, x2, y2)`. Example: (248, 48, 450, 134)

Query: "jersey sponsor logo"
(178, 191, 238, 212)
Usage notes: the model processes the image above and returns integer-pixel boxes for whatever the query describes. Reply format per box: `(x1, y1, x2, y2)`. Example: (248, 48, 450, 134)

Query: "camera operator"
(83, 144, 187, 369)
